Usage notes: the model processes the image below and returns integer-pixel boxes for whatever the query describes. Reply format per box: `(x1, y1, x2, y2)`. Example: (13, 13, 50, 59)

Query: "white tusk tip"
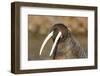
(49, 53, 52, 56)
(39, 52, 41, 55)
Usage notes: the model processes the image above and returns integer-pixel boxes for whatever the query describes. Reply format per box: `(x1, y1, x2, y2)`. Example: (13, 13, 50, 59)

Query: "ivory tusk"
(39, 31, 54, 55)
(49, 31, 62, 56)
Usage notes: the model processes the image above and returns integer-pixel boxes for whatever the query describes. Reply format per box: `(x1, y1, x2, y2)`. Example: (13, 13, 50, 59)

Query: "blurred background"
(28, 15, 88, 60)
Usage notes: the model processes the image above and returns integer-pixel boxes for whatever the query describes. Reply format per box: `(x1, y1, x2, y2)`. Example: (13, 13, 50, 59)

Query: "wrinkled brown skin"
(50, 24, 87, 59)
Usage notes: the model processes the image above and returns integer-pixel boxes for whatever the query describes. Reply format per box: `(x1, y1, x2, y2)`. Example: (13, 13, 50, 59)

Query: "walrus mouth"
(39, 31, 62, 56)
